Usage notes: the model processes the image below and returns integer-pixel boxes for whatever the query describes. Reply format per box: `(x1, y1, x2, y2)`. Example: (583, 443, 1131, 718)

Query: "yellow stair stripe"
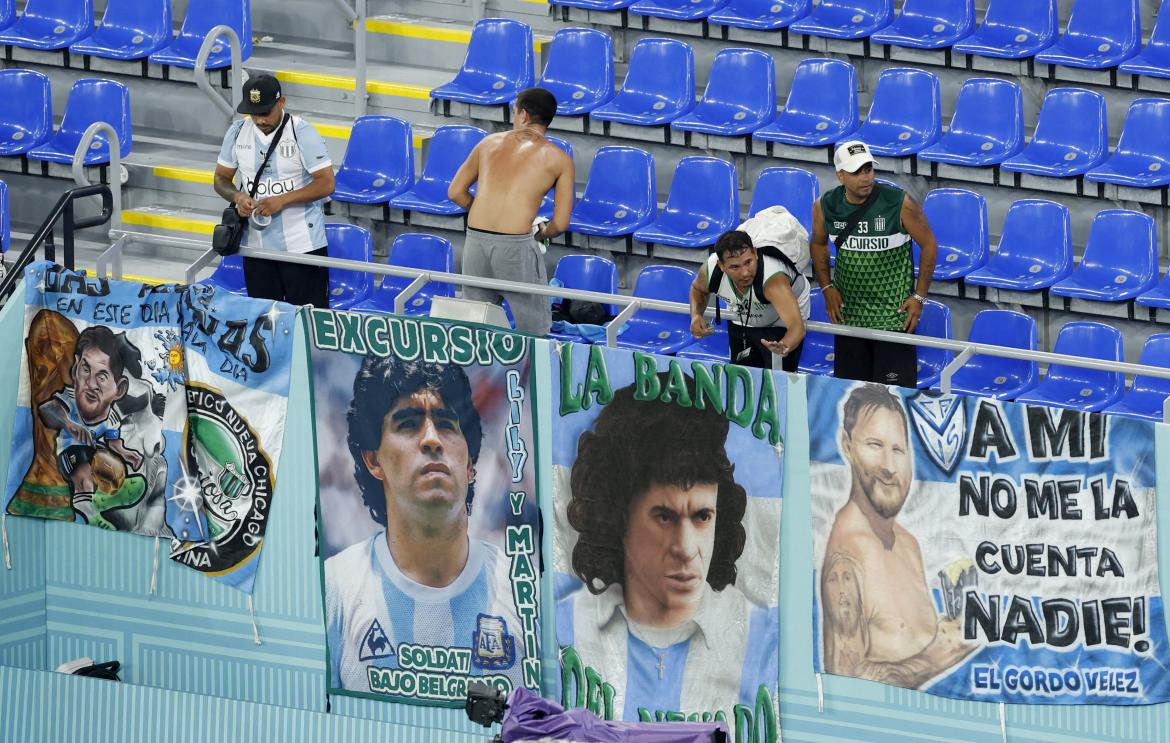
(276, 70, 431, 101)
(151, 166, 213, 185)
(365, 17, 546, 52)
(119, 272, 169, 286)
(121, 210, 217, 236)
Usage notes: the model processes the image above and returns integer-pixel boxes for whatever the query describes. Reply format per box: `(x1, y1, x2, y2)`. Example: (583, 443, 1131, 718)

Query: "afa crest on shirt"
(279, 141, 297, 160)
(471, 613, 516, 670)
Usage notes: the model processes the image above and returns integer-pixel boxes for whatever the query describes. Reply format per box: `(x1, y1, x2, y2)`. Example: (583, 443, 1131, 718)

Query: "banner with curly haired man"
(308, 310, 541, 706)
(551, 343, 784, 743)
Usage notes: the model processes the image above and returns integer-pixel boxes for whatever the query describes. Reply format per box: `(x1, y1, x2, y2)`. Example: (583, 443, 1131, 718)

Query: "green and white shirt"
(820, 185, 912, 331)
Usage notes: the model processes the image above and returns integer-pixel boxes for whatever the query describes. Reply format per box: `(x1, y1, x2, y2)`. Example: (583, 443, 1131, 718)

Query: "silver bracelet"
(911, 292, 927, 303)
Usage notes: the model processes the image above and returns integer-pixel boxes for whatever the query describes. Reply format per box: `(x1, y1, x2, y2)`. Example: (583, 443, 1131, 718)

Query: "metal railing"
(329, 0, 369, 119)
(195, 25, 244, 125)
(172, 244, 1170, 423)
(0, 185, 114, 306)
(71, 122, 123, 235)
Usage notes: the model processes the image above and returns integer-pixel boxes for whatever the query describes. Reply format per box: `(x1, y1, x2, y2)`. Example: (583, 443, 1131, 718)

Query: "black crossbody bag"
(833, 183, 882, 253)
(212, 114, 291, 256)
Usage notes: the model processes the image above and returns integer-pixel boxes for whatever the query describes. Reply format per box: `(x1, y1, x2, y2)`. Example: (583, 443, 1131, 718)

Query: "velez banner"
(308, 309, 541, 706)
(551, 343, 783, 743)
(808, 375, 1170, 705)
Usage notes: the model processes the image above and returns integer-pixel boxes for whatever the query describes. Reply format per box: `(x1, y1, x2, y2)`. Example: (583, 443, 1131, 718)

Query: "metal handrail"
(179, 245, 1170, 384)
(0, 185, 114, 306)
(194, 24, 244, 125)
(328, 0, 368, 118)
(71, 121, 123, 234)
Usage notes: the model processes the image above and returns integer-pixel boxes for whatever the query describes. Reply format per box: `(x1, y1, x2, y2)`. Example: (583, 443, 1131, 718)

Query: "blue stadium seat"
(748, 167, 819, 233)
(70, 0, 171, 60)
(354, 234, 455, 316)
(1119, 0, 1170, 79)
(0, 69, 52, 156)
(1103, 334, 1170, 422)
(0, 179, 8, 254)
(916, 299, 952, 389)
(1084, 99, 1170, 189)
(790, 0, 893, 40)
(677, 328, 731, 362)
(947, 310, 1039, 400)
(549, 254, 620, 342)
(1000, 88, 1107, 178)
(1034, 0, 1140, 70)
(202, 255, 246, 295)
(952, 0, 1057, 60)
(609, 265, 695, 355)
(149, 0, 252, 69)
(324, 223, 374, 310)
(915, 188, 987, 281)
(918, 78, 1023, 167)
(964, 199, 1072, 291)
(708, 0, 811, 30)
(0, 0, 93, 50)
(1136, 269, 1170, 310)
(388, 125, 487, 215)
(332, 116, 414, 205)
(0, 0, 12, 32)
(848, 68, 940, 157)
(633, 156, 738, 249)
(671, 48, 776, 137)
(752, 58, 858, 147)
(629, 0, 728, 21)
(27, 79, 133, 165)
(872, 0, 976, 50)
(537, 136, 574, 220)
(536, 28, 614, 117)
(548, 0, 635, 9)
(590, 38, 695, 127)
(568, 146, 657, 237)
(430, 19, 534, 106)
(1015, 321, 1125, 412)
(797, 288, 834, 376)
(1050, 210, 1157, 302)
(553, 254, 620, 315)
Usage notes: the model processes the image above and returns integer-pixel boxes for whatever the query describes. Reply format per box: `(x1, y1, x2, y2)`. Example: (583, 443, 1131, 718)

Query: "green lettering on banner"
(724, 364, 755, 429)
(751, 371, 782, 446)
(389, 317, 421, 360)
(559, 344, 613, 415)
(365, 315, 390, 357)
(310, 309, 339, 350)
(692, 361, 723, 411)
(335, 311, 366, 354)
(506, 524, 533, 554)
(421, 321, 451, 363)
(449, 325, 475, 365)
(561, 646, 586, 708)
(491, 330, 528, 365)
(633, 352, 661, 400)
(660, 361, 694, 407)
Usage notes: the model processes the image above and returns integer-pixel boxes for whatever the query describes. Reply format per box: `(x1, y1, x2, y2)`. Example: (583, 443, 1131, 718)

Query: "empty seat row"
(0, 0, 250, 68)
(0, 69, 132, 164)
(551, 0, 1170, 79)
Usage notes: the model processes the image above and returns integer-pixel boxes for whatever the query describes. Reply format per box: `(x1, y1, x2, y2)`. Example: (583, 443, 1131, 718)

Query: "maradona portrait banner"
(808, 375, 1170, 705)
(308, 309, 541, 706)
(170, 284, 296, 593)
(551, 343, 782, 742)
(5, 262, 205, 541)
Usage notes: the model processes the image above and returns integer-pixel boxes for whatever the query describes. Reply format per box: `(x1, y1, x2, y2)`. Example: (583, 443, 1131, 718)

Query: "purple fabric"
(501, 689, 728, 743)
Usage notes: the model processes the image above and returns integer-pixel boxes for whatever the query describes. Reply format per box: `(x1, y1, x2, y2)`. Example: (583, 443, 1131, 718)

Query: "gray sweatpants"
(461, 227, 551, 336)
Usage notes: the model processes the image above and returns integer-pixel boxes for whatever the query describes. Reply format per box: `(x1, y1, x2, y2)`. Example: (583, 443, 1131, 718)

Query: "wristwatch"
(911, 291, 927, 303)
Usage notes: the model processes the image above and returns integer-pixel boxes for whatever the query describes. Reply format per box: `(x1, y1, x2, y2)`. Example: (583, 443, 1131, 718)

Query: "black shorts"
(833, 334, 918, 388)
(728, 324, 803, 372)
(58, 445, 95, 478)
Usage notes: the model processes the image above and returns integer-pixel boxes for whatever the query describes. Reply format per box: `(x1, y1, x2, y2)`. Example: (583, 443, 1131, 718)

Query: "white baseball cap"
(834, 140, 878, 173)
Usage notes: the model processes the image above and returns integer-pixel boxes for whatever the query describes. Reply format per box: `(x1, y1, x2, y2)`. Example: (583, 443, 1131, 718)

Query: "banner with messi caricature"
(307, 309, 541, 706)
(808, 375, 1170, 705)
(5, 262, 205, 541)
(170, 284, 296, 593)
(551, 343, 782, 742)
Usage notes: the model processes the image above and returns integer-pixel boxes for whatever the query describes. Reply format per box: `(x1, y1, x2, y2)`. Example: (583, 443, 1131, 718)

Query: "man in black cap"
(213, 74, 336, 306)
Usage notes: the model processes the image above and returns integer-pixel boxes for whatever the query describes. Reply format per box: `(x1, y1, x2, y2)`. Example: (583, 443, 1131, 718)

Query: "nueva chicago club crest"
(907, 391, 967, 475)
(171, 383, 274, 572)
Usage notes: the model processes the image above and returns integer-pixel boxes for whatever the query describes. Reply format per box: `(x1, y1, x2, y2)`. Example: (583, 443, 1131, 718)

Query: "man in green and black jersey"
(810, 141, 938, 388)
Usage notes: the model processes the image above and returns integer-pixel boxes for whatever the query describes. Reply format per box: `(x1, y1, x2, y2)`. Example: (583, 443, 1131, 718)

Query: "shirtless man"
(448, 87, 575, 336)
(820, 383, 974, 688)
